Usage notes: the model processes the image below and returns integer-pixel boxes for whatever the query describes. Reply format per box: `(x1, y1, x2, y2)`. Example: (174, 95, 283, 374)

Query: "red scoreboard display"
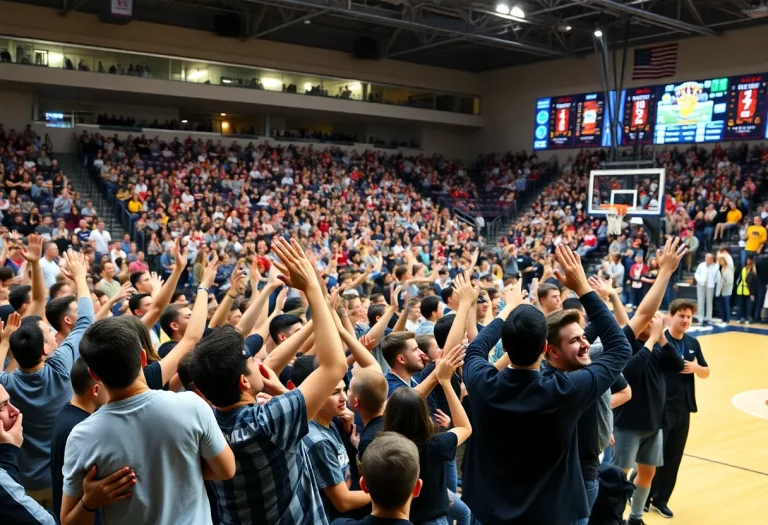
(724, 74, 767, 140)
(549, 96, 576, 147)
(621, 87, 656, 145)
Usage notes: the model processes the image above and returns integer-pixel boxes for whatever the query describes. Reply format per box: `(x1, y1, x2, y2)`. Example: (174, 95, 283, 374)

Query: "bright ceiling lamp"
(510, 6, 525, 18)
(594, 29, 603, 37)
(495, 4, 510, 15)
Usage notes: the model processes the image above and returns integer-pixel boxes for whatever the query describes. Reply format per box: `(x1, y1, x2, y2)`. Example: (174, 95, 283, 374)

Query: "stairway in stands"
(57, 153, 125, 238)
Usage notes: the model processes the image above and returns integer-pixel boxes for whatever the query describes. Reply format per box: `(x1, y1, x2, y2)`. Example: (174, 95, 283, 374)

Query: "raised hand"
(200, 253, 220, 289)
(588, 275, 614, 301)
(81, 465, 136, 510)
(434, 409, 452, 430)
(657, 236, 687, 273)
(646, 313, 664, 346)
(359, 333, 377, 351)
(275, 286, 288, 314)
(502, 279, 526, 312)
(228, 265, 246, 296)
(271, 237, 318, 292)
(21, 234, 43, 264)
(453, 272, 479, 305)
(436, 344, 466, 381)
(114, 281, 135, 303)
(60, 250, 87, 282)
(553, 244, 590, 296)
(173, 239, 190, 270)
(149, 272, 163, 292)
(1, 312, 21, 342)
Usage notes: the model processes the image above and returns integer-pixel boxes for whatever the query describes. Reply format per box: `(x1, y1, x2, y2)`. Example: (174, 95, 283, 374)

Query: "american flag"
(632, 43, 678, 80)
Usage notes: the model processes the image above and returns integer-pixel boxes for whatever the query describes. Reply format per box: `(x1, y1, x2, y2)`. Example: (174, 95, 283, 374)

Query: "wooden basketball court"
(642, 327, 768, 524)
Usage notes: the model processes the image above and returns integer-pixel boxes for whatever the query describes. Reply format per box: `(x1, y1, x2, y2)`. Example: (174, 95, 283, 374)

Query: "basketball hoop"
(602, 204, 629, 236)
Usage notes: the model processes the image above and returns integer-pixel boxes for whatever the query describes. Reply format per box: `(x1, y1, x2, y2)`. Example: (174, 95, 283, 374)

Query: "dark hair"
(45, 295, 76, 332)
(369, 293, 384, 304)
(0, 266, 13, 283)
(394, 265, 409, 280)
(537, 283, 559, 301)
(49, 281, 70, 299)
(561, 298, 583, 312)
(170, 291, 186, 303)
(546, 309, 583, 347)
(129, 271, 147, 289)
(191, 326, 250, 407)
(70, 357, 96, 396)
(367, 304, 386, 327)
(420, 296, 440, 320)
(159, 304, 185, 336)
(282, 297, 304, 313)
(121, 315, 161, 364)
(670, 298, 697, 316)
(289, 354, 318, 387)
(501, 304, 547, 367)
(100, 261, 113, 274)
(432, 314, 455, 349)
(129, 293, 152, 316)
(9, 316, 45, 368)
(177, 352, 196, 392)
(380, 331, 416, 367)
(79, 317, 144, 389)
(383, 387, 435, 447)
(269, 314, 302, 344)
(9, 285, 32, 311)
(92, 289, 106, 301)
(361, 432, 420, 509)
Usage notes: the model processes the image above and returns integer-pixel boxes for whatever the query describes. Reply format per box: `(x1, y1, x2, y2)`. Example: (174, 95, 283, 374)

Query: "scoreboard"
(533, 92, 609, 150)
(533, 71, 768, 149)
(620, 87, 656, 145)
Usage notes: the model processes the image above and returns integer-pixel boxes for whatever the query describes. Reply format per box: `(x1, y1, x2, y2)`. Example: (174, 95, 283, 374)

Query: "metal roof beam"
(242, 0, 569, 56)
(254, 9, 328, 37)
(580, 0, 718, 35)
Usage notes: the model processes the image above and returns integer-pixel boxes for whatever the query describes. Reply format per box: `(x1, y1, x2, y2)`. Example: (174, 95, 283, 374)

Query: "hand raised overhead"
(553, 244, 591, 296)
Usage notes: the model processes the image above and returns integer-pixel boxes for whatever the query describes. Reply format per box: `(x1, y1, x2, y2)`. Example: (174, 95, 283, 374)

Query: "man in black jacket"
(462, 245, 631, 525)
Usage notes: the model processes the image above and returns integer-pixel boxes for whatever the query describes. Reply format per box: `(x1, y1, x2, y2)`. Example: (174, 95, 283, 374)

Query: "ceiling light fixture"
(594, 29, 603, 37)
(304, 19, 311, 24)
(495, 4, 510, 15)
(181, 119, 188, 124)
(510, 6, 525, 18)
(220, 112, 226, 116)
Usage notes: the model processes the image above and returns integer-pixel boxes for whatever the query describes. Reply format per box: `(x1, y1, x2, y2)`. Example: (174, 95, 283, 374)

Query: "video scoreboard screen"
(533, 72, 768, 149)
(620, 87, 656, 145)
(533, 92, 609, 150)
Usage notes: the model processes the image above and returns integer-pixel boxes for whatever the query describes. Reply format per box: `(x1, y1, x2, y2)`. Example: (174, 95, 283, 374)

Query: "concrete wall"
(0, 2, 479, 96)
(479, 25, 768, 154)
(0, 90, 34, 130)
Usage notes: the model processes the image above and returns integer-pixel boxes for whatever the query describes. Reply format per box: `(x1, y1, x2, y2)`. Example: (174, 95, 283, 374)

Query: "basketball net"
(603, 204, 629, 236)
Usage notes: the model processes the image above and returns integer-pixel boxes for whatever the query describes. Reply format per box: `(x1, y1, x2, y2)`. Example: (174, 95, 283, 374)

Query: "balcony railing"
(0, 35, 480, 116)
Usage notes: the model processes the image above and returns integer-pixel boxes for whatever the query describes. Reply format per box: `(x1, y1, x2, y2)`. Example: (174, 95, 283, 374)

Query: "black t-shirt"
(158, 340, 178, 358)
(0, 304, 15, 324)
(664, 332, 707, 420)
(422, 362, 461, 419)
(331, 516, 413, 525)
(51, 404, 102, 525)
(144, 361, 164, 390)
(410, 432, 458, 524)
(358, 415, 384, 461)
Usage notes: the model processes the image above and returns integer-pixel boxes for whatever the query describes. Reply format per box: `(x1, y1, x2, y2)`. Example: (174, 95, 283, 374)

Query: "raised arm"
(628, 237, 686, 337)
(142, 239, 189, 328)
(208, 266, 245, 328)
(272, 238, 346, 421)
(414, 343, 465, 400)
(589, 275, 629, 327)
(0, 312, 21, 371)
(443, 274, 477, 354)
(21, 234, 46, 318)
(160, 257, 220, 387)
(437, 347, 472, 446)
(236, 280, 282, 335)
(263, 320, 315, 376)
(366, 287, 400, 343)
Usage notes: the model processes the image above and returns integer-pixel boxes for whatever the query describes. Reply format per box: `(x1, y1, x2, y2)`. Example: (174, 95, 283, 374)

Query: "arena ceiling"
(19, 0, 768, 72)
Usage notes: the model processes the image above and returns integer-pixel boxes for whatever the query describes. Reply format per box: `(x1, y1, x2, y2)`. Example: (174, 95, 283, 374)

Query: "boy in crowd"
(330, 432, 422, 525)
(190, 237, 347, 525)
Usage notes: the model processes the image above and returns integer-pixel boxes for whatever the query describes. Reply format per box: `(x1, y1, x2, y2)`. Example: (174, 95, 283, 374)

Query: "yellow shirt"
(127, 200, 143, 213)
(745, 225, 767, 252)
(726, 208, 742, 224)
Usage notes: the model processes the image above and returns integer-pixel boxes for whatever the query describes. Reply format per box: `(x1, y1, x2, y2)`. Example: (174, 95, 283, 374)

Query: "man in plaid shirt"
(192, 238, 348, 524)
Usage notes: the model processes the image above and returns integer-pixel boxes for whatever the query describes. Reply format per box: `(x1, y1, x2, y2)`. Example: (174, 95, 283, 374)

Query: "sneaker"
(625, 518, 646, 525)
(745, 320, 751, 325)
(717, 322, 729, 327)
(651, 502, 674, 518)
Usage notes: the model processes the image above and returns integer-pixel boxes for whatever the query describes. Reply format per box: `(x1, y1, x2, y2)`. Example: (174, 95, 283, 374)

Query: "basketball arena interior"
(0, 1, 767, 524)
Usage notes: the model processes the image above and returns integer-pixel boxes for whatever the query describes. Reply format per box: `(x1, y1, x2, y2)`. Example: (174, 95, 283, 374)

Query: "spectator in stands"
(694, 253, 719, 325)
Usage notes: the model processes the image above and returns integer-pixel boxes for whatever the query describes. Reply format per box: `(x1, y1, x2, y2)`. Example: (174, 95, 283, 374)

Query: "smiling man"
(543, 309, 632, 523)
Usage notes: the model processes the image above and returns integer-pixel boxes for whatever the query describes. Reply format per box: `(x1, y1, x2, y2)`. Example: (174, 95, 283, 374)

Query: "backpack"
(588, 464, 634, 525)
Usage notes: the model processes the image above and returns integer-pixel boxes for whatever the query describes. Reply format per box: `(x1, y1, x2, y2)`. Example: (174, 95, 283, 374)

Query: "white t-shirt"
(89, 229, 112, 254)
(63, 390, 225, 525)
(40, 257, 61, 289)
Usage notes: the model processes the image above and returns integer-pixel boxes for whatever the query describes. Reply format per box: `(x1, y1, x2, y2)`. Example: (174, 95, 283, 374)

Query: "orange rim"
(601, 204, 630, 216)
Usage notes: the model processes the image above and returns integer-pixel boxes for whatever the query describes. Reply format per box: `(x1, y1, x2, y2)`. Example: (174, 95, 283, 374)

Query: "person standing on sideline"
(744, 216, 766, 260)
(462, 245, 631, 525)
(715, 253, 734, 327)
(734, 255, 757, 324)
(694, 253, 719, 325)
(649, 300, 709, 518)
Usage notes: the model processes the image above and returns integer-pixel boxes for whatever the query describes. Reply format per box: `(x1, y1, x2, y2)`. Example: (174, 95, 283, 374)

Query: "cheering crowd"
(4, 123, 760, 525)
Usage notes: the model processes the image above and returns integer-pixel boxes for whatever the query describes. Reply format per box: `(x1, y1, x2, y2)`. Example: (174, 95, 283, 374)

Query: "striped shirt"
(212, 389, 327, 525)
